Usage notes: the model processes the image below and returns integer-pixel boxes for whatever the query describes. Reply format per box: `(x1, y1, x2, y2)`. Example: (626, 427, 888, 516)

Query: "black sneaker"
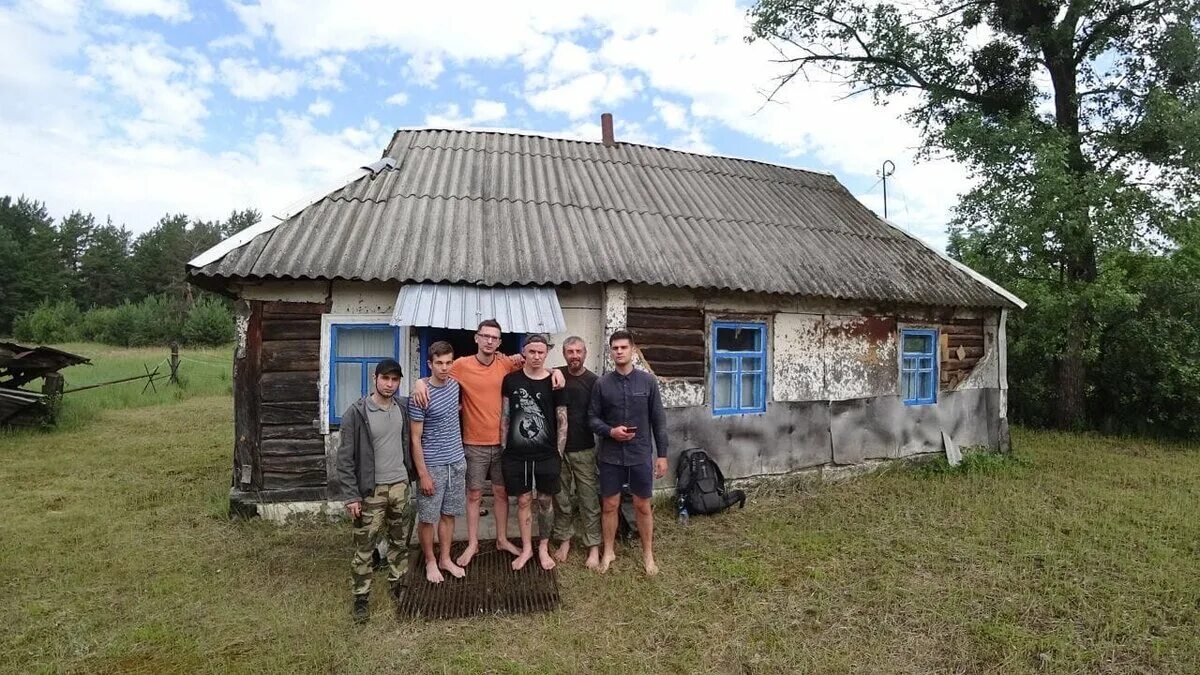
(352, 594, 370, 624)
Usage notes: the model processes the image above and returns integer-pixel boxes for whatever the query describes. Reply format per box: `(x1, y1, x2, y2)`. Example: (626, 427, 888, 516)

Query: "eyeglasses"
(476, 333, 501, 342)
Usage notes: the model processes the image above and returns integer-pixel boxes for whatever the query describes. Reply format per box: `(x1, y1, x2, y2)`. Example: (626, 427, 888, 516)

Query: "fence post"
(169, 342, 180, 385)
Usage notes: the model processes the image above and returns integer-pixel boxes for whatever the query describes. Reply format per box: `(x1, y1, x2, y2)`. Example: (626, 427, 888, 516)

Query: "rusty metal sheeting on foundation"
(395, 540, 560, 620)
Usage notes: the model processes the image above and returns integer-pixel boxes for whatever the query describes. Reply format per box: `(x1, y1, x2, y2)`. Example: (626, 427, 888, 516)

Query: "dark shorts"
(501, 454, 561, 496)
(598, 461, 654, 499)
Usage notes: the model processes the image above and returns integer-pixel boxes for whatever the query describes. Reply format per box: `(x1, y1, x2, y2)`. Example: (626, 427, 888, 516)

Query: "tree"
(56, 210, 95, 306)
(749, 0, 1200, 429)
(0, 196, 65, 334)
(79, 219, 133, 308)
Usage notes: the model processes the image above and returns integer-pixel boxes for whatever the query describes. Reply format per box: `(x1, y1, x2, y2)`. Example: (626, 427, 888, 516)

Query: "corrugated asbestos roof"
(189, 129, 1014, 308)
(391, 284, 565, 333)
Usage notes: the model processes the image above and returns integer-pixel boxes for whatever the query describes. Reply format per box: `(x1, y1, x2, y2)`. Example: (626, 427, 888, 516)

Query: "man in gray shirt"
(335, 359, 413, 624)
(588, 330, 669, 576)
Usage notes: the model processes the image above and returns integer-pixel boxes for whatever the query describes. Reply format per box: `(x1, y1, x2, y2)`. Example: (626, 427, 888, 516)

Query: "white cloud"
(102, 0, 191, 22)
(653, 98, 688, 131)
(405, 52, 443, 87)
(526, 70, 643, 119)
(385, 91, 408, 106)
(86, 39, 211, 140)
(219, 57, 302, 100)
(424, 98, 507, 127)
(308, 98, 332, 116)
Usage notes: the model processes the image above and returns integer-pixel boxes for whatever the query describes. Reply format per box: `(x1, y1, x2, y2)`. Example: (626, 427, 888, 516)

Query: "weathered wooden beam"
(261, 452, 326, 473)
(261, 423, 322, 441)
(627, 307, 704, 331)
(260, 371, 319, 403)
(261, 401, 318, 424)
(261, 301, 326, 319)
(233, 299, 263, 490)
(628, 328, 704, 347)
(641, 344, 707, 362)
(262, 470, 328, 489)
(261, 339, 320, 372)
(262, 318, 321, 341)
(261, 439, 325, 456)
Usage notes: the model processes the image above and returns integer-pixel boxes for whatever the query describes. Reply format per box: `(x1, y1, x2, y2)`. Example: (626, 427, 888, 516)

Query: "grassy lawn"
(1, 342, 232, 432)
(2, 350, 1198, 673)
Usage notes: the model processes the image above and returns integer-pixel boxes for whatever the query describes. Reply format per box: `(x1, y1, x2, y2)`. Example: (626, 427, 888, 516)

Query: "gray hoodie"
(335, 395, 413, 504)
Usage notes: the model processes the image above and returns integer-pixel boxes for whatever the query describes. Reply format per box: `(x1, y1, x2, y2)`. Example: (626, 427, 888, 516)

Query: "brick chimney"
(601, 112, 615, 147)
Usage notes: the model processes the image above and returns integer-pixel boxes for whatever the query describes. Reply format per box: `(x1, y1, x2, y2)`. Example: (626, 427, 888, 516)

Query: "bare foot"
(455, 542, 478, 567)
(585, 547, 600, 570)
(511, 548, 533, 570)
(598, 550, 616, 574)
(553, 540, 570, 563)
(425, 561, 445, 584)
(539, 547, 557, 570)
(643, 554, 659, 577)
(439, 559, 466, 579)
(496, 538, 521, 556)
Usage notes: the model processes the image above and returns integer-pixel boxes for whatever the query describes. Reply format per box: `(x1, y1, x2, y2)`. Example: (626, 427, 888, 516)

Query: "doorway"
(418, 328, 524, 377)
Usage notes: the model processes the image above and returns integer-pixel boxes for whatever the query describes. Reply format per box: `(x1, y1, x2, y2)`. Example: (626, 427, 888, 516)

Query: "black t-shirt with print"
(556, 366, 598, 451)
(501, 370, 566, 461)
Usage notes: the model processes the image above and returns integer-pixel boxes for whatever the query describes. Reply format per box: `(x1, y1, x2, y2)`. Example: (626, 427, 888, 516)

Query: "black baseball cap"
(374, 359, 403, 378)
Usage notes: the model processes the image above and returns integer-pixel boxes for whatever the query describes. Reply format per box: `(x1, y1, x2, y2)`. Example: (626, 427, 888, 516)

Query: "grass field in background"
(1, 345, 1198, 673)
(1, 342, 232, 432)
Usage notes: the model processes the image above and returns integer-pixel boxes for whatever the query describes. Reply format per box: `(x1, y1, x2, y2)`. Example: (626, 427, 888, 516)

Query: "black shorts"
(598, 461, 654, 499)
(501, 454, 561, 496)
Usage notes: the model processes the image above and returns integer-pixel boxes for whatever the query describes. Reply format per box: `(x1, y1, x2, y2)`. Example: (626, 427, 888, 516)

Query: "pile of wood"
(0, 342, 89, 428)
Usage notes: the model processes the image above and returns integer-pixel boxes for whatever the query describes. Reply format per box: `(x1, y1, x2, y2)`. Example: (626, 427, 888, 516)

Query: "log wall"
(257, 301, 325, 491)
(626, 307, 704, 380)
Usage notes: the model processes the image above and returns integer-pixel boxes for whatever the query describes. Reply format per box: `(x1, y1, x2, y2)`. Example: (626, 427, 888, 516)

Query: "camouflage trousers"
(351, 482, 412, 596)
(551, 449, 601, 548)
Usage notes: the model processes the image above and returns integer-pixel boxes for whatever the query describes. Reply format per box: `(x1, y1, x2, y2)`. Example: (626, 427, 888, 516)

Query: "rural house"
(188, 116, 1024, 517)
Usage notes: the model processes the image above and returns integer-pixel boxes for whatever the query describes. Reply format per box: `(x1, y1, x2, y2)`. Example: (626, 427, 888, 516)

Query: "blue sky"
(0, 0, 971, 249)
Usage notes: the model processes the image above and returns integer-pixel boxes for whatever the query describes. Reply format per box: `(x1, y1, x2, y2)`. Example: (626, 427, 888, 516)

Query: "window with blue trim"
(329, 324, 401, 424)
(711, 321, 767, 415)
(900, 329, 938, 405)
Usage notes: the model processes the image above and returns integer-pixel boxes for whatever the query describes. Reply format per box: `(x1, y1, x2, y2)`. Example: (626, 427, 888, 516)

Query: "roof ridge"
(320, 190, 903, 243)
(387, 143, 847, 199)
(391, 127, 836, 178)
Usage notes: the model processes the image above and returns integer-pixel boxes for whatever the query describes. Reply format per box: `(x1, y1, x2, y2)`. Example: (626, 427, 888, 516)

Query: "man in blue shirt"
(588, 330, 669, 576)
(409, 341, 467, 584)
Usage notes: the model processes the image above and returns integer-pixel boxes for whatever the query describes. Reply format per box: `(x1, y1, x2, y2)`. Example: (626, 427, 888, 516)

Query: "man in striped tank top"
(409, 341, 468, 584)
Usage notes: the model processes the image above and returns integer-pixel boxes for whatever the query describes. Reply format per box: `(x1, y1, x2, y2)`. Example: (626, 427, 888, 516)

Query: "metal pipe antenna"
(880, 160, 896, 219)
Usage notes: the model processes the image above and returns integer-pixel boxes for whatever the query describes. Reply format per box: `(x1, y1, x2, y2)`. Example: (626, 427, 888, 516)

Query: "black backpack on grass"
(676, 448, 746, 516)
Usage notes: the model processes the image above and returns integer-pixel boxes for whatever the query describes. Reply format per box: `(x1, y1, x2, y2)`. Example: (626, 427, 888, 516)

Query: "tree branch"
(1075, 0, 1161, 62)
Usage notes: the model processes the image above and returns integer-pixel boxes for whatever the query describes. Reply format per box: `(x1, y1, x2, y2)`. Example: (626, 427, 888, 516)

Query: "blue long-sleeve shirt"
(588, 368, 669, 466)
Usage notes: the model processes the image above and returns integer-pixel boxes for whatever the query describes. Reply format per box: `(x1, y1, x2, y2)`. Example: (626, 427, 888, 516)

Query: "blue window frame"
(900, 328, 938, 405)
(329, 323, 402, 425)
(711, 321, 767, 415)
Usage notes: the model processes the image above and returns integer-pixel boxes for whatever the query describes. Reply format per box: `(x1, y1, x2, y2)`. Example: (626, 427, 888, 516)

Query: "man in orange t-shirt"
(412, 319, 563, 566)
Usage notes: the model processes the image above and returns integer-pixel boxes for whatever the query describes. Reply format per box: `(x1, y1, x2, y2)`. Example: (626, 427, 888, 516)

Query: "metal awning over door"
(390, 283, 566, 333)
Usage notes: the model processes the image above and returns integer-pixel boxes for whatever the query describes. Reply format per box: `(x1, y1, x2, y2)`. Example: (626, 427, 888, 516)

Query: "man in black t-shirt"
(500, 334, 567, 571)
(550, 336, 602, 570)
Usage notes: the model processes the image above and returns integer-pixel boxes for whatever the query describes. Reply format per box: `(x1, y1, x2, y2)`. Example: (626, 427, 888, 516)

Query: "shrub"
(182, 296, 234, 346)
(77, 295, 183, 346)
(11, 300, 80, 344)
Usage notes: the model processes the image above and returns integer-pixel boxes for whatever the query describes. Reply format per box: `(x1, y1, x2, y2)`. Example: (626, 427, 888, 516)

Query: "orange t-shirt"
(451, 354, 519, 446)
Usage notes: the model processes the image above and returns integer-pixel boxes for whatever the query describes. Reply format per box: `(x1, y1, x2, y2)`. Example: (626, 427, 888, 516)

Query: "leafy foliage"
(2, 199, 255, 346)
(750, 0, 1200, 433)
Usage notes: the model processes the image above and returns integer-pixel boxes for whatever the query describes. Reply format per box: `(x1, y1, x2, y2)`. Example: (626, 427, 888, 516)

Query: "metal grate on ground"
(395, 540, 560, 620)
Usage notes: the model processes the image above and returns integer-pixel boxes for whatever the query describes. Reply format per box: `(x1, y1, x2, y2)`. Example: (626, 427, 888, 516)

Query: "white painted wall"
(547, 284, 604, 373)
(329, 280, 401, 315)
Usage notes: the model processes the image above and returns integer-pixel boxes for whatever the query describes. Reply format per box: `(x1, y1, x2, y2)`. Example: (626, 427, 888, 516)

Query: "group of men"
(335, 320, 670, 623)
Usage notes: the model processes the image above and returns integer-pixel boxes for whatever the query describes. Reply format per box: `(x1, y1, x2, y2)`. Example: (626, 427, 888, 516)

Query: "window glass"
(714, 372, 734, 409)
(740, 373, 763, 408)
(336, 327, 394, 357)
(902, 333, 931, 354)
(716, 326, 760, 352)
(334, 362, 362, 415)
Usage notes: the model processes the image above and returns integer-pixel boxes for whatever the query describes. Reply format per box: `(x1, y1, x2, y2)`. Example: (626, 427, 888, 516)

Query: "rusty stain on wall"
(824, 314, 898, 401)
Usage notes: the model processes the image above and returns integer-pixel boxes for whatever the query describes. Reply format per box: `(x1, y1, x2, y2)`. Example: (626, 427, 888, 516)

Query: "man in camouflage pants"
(335, 358, 414, 623)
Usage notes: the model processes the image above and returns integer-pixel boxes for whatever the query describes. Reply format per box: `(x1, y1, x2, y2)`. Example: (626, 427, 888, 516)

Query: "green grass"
(2, 342, 232, 432)
(2, 345, 1198, 673)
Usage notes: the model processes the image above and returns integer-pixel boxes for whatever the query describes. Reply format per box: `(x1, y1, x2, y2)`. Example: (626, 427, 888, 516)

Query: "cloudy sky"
(0, 0, 969, 248)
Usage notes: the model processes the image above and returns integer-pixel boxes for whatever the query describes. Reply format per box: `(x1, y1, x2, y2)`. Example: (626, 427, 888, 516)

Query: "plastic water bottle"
(677, 496, 689, 526)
